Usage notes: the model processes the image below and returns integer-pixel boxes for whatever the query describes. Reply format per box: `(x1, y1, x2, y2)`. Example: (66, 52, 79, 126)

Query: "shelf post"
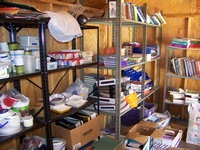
(38, 20, 53, 149)
(115, 0, 122, 140)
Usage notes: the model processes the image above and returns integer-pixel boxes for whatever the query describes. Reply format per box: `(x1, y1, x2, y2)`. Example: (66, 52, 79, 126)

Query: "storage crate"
(121, 102, 157, 126)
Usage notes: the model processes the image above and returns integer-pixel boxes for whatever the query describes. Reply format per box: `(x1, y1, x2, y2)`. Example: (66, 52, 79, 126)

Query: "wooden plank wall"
(0, 0, 200, 149)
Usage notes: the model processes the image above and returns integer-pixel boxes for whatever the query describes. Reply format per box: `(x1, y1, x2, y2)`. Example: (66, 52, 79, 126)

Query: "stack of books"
(84, 73, 98, 95)
(189, 39, 200, 48)
(185, 89, 200, 104)
(168, 87, 185, 104)
(168, 88, 200, 104)
(102, 55, 128, 67)
(170, 38, 191, 48)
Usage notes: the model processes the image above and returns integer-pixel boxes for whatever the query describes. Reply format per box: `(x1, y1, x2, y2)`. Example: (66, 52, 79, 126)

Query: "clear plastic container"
(22, 55, 36, 73)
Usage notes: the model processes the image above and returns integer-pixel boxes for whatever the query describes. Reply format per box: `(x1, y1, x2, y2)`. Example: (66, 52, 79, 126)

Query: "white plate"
(65, 100, 87, 108)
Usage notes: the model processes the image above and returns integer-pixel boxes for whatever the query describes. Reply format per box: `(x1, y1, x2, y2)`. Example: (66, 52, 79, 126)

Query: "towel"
(45, 11, 82, 42)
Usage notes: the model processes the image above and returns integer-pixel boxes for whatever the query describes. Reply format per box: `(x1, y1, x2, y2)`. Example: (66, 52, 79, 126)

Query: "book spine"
(174, 58, 180, 75)
(184, 59, 189, 77)
(125, 2, 131, 19)
(172, 38, 190, 43)
(155, 11, 166, 25)
(171, 40, 189, 46)
(195, 60, 200, 77)
(132, 4, 138, 21)
(189, 43, 200, 48)
(170, 43, 188, 48)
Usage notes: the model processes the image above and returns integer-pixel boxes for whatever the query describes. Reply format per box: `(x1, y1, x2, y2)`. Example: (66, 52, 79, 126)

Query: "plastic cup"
(22, 55, 36, 73)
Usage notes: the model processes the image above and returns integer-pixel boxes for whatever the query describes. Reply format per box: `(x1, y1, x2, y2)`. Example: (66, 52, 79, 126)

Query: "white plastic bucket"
(53, 138, 66, 150)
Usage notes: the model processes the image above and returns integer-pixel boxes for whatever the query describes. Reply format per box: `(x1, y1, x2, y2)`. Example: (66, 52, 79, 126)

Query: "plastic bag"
(45, 11, 82, 43)
(21, 136, 47, 150)
(125, 92, 138, 108)
(65, 78, 89, 100)
(186, 102, 200, 146)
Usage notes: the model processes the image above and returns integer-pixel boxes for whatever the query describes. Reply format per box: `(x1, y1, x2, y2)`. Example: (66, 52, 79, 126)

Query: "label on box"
(0, 66, 8, 79)
(73, 142, 81, 150)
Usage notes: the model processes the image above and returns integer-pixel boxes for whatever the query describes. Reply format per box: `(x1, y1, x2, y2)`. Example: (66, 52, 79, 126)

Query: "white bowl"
(49, 94, 66, 105)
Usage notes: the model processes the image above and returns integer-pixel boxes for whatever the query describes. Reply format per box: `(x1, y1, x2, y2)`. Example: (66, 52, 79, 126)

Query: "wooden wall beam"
(36, 0, 105, 14)
(164, 14, 200, 18)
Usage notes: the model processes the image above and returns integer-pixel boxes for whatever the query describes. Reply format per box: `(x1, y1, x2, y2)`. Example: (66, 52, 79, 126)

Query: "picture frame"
(109, 0, 116, 18)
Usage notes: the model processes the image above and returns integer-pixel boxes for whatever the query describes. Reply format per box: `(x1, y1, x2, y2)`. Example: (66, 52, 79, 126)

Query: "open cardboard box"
(125, 121, 182, 150)
(53, 116, 100, 150)
(152, 127, 183, 149)
(125, 121, 159, 145)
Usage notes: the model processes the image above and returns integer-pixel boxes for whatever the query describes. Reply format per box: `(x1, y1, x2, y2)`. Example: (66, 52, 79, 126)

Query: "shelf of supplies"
(167, 45, 200, 51)
(88, 17, 162, 28)
(0, 16, 50, 28)
(86, 86, 159, 117)
(40, 97, 98, 123)
(90, 56, 161, 71)
(165, 97, 190, 106)
(0, 61, 98, 84)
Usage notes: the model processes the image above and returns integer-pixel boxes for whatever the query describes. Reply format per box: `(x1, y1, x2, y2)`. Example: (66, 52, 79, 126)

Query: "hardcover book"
(136, 6, 146, 22)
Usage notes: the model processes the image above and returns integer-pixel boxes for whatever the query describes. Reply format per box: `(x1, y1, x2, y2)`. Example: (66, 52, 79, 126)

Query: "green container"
(24, 50, 32, 55)
(7, 42, 20, 50)
(15, 65, 24, 74)
(12, 97, 30, 117)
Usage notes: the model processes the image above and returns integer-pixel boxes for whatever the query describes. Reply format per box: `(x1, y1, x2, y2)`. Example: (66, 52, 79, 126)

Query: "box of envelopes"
(53, 115, 100, 150)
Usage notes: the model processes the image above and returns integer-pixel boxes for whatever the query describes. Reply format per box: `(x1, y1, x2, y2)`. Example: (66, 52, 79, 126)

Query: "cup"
(22, 55, 36, 73)
(22, 115, 33, 127)
(0, 42, 9, 52)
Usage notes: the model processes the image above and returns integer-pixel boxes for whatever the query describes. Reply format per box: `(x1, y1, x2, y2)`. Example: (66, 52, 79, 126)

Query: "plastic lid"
(12, 97, 30, 108)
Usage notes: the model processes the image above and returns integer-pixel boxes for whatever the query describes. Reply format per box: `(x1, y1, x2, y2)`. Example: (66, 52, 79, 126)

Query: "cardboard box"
(170, 121, 187, 140)
(53, 116, 100, 150)
(152, 127, 183, 149)
(125, 121, 183, 150)
(125, 136, 153, 150)
(125, 121, 159, 145)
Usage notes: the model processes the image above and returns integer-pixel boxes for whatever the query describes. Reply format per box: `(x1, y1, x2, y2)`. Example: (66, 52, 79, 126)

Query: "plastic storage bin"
(121, 102, 157, 126)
